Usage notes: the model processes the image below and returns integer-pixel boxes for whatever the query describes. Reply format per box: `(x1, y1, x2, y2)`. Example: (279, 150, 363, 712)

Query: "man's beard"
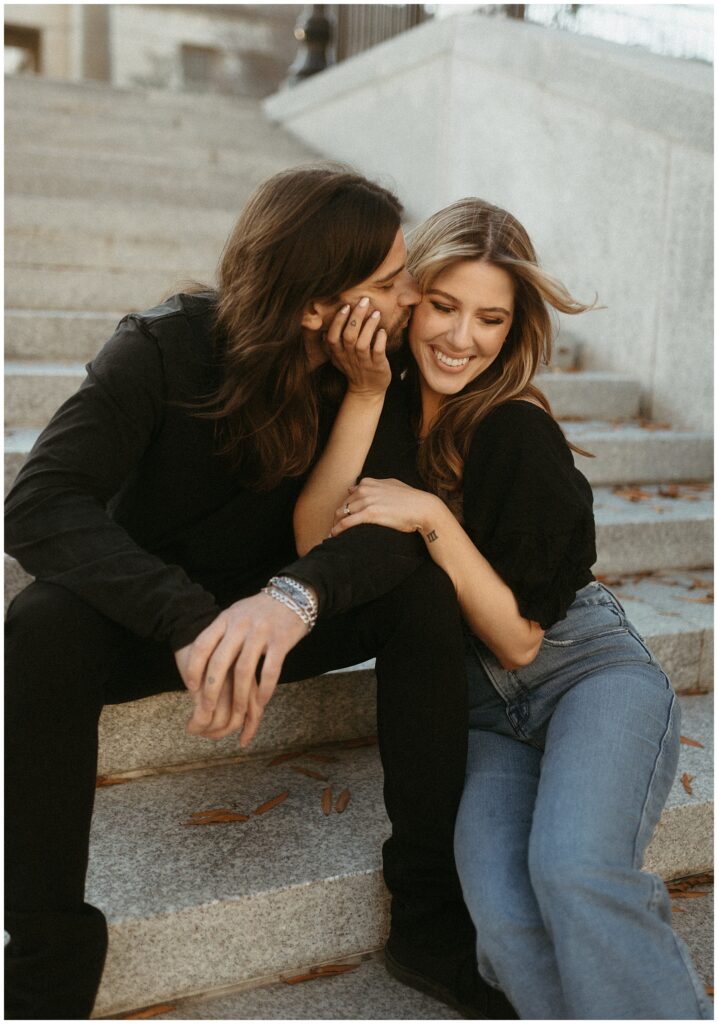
(384, 313, 411, 352)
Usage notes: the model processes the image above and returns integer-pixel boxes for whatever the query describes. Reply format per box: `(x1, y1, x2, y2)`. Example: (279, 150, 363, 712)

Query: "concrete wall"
(265, 14, 713, 431)
(4, 4, 77, 79)
(108, 5, 296, 97)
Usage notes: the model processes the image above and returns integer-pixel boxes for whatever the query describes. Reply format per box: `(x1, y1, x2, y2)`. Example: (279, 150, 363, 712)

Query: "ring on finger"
(343, 502, 351, 517)
(349, 320, 357, 327)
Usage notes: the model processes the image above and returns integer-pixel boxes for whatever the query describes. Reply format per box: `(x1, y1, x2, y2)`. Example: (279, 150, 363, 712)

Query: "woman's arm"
(330, 478, 544, 669)
(294, 300, 391, 555)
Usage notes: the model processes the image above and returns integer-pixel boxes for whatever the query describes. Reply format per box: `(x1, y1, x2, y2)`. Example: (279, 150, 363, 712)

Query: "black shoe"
(384, 942, 519, 1019)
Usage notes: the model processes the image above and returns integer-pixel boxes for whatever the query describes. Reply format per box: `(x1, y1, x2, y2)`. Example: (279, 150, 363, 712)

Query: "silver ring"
(343, 503, 351, 517)
(349, 320, 357, 327)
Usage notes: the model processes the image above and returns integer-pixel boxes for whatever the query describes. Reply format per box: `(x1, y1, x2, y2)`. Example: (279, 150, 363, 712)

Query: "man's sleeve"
(279, 381, 428, 617)
(5, 317, 220, 649)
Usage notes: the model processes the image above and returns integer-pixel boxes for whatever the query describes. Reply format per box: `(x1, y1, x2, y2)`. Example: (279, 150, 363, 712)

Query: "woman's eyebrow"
(428, 288, 511, 316)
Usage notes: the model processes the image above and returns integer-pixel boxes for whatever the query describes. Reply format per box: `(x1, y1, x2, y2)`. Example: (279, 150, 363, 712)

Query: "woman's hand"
(330, 477, 442, 537)
(326, 299, 391, 399)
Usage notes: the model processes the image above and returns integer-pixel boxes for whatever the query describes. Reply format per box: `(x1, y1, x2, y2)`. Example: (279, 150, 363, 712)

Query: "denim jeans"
(454, 581, 712, 1020)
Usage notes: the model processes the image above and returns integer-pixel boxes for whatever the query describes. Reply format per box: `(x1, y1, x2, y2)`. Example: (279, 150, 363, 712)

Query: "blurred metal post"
(286, 5, 333, 85)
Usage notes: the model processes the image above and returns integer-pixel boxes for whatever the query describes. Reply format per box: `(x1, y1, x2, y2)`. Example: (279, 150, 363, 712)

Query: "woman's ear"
(301, 300, 325, 331)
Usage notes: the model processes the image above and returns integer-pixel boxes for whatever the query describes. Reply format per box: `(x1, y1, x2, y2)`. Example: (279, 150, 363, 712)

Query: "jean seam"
(632, 690, 677, 868)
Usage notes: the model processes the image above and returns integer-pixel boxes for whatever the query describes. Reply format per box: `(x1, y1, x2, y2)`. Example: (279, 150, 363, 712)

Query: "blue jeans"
(454, 582, 712, 1019)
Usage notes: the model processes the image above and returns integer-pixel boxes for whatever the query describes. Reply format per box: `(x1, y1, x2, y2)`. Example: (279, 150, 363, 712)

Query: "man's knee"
(6, 582, 120, 707)
(389, 560, 459, 624)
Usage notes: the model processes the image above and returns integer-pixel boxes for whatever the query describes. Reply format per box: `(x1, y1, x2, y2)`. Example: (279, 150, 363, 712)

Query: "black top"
(4, 294, 425, 650)
(460, 400, 596, 628)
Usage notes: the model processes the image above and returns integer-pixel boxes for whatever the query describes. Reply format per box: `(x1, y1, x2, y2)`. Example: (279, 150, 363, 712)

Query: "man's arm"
(5, 316, 221, 650)
(283, 378, 427, 614)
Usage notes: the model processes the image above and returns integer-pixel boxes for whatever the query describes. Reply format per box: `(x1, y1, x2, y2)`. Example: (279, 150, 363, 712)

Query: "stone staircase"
(5, 75, 714, 1018)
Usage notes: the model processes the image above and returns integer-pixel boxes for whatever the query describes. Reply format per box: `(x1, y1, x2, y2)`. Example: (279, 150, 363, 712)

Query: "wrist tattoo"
(426, 529, 438, 543)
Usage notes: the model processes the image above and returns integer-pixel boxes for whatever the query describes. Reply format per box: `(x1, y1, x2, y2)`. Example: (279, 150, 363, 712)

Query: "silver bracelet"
(261, 586, 315, 631)
(268, 576, 319, 625)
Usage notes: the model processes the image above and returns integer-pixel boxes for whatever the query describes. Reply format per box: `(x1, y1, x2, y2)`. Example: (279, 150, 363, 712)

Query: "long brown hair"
(407, 198, 595, 509)
(206, 164, 403, 489)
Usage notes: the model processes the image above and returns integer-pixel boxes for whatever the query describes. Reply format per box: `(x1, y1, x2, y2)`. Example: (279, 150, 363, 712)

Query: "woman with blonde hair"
(294, 197, 711, 1019)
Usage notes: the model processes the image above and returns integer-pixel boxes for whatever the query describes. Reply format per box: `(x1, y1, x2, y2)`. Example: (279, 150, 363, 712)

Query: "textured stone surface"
(95, 671, 377, 775)
(6, 193, 235, 245)
(535, 371, 641, 419)
(593, 485, 713, 573)
(567, 420, 713, 485)
(5, 311, 121, 362)
(90, 746, 390, 1016)
(135, 894, 714, 1019)
(5, 361, 86, 426)
(86, 700, 711, 1015)
(644, 695, 714, 878)
(605, 570, 714, 692)
(141, 953, 463, 1020)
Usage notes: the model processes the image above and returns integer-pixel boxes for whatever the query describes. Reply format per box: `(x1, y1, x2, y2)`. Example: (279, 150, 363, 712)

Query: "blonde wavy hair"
(406, 198, 594, 509)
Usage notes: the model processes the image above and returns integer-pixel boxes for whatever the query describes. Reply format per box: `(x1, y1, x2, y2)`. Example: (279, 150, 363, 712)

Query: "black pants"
(5, 561, 474, 1019)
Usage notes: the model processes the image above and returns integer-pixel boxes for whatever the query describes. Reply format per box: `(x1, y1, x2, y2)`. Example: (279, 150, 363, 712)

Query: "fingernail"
(371, 310, 380, 319)
(358, 297, 369, 307)
(340, 304, 350, 314)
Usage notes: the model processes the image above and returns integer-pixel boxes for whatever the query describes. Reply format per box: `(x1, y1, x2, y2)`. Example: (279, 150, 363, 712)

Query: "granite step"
(569, 419, 713, 485)
(5, 263, 204, 313)
(5, 159, 293, 211)
(5, 312, 128, 363)
(592, 483, 713, 574)
(83, 694, 712, 1017)
(114, 892, 714, 1020)
(5, 117, 316, 167)
(4, 73, 290, 125)
(2, 554, 712, 773)
(6, 194, 236, 244)
(6, 231, 222, 277)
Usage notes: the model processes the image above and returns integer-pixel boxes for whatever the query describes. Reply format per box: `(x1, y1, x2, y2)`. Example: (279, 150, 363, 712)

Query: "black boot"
(5, 904, 108, 1020)
(384, 937, 519, 1020)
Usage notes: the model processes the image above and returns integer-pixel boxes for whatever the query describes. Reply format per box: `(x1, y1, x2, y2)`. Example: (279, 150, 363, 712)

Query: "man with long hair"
(5, 165, 514, 1020)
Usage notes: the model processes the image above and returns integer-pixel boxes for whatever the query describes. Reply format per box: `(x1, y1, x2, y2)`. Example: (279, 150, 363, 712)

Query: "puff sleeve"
(461, 402, 596, 628)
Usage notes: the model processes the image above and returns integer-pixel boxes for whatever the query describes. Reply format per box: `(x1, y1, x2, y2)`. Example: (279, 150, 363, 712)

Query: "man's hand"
(174, 591, 310, 747)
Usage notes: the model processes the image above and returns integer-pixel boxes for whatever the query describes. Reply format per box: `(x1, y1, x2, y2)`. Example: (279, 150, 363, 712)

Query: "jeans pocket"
(542, 588, 628, 648)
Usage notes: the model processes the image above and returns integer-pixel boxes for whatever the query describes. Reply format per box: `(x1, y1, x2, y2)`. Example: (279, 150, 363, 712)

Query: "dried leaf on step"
(667, 872, 713, 893)
(671, 905, 685, 913)
(594, 574, 625, 587)
(253, 790, 289, 816)
(679, 687, 710, 697)
(268, 750, 306, 766)
(688, 577, 713, 591)
(321, 787, 333, 816)
(183, 811, 249, 826)
(282, 963, 360, 985)
(658, 484, 681, 498)
(96, 775, 133, 787)
(681, 773, 694, 795)
(676, 593, 714, 604)
(124, 1004, 177, 1019)
(291, 766, 329, 781)
(612, 485, 654, 503)
(335, 736, 378, 749)
(670, 891, 709, 900)
(335, 789, 351, 813)
(680, 735, 705, 749)
(638, 419, 671, 431)
(705, 986, 714, 997)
